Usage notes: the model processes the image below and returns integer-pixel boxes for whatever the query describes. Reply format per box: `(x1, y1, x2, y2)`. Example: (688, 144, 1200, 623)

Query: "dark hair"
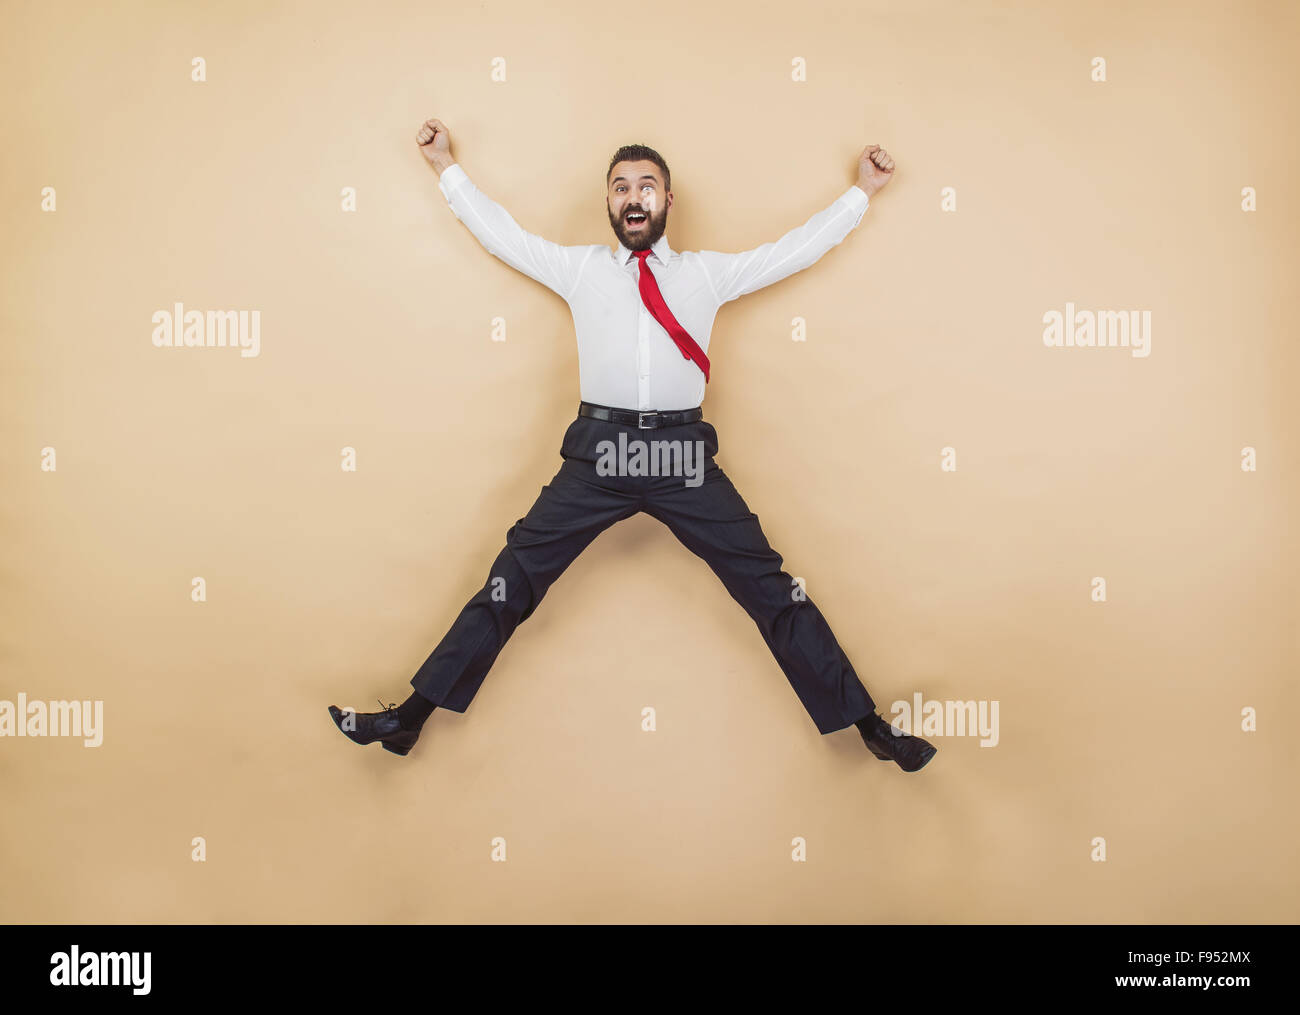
(607, 144, 670, 193)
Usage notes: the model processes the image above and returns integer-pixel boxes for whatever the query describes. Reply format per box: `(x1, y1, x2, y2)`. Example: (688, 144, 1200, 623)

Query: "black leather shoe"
(327, 701, 420, 757)
(858, 713, 937, 772)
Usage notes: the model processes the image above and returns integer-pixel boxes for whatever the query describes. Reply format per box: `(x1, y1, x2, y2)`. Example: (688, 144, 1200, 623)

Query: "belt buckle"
(637, 411, 658, 429)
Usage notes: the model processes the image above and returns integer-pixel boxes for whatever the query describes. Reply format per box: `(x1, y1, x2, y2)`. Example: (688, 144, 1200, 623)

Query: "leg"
(410, 457, 639, 712)
(644, 461, 876, 735)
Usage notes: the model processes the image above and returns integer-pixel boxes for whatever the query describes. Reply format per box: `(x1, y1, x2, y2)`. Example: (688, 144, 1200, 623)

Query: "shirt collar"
(615, 233, 673, 268)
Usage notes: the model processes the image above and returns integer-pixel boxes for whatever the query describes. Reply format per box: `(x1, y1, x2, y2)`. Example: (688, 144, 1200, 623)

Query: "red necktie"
(633, 249, 710, 382)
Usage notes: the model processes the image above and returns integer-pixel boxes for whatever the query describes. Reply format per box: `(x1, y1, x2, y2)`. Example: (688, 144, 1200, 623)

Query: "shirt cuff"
(438, 162, 469, 200)
(841, 184, 870, 222)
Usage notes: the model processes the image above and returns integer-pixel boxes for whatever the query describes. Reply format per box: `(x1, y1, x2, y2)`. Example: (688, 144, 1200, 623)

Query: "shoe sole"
(901, 745, 938, 772)
(867, 741, 937, 771)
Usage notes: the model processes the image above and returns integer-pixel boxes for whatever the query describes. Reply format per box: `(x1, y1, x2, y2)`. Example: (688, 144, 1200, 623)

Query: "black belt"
(578, 401, 703, 430)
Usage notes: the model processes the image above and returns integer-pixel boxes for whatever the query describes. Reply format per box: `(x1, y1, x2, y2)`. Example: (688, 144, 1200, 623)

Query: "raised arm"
(416, 118, 586, 301)
(696, 143, 896, 305)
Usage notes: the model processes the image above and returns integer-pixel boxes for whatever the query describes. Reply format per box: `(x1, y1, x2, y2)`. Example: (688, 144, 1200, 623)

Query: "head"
(606, 144, 672, 251)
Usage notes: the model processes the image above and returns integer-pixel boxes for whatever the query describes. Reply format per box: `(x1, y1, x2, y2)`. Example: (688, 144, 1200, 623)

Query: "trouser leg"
(411, 456, 638, 712)
(643, 452, 876, 735)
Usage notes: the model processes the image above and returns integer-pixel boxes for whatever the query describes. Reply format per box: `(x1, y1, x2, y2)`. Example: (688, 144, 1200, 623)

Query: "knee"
(484, 542, 550, 622)
(720, 569, 805, 623)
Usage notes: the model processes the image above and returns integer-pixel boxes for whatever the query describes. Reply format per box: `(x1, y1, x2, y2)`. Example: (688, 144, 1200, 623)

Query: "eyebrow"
(610, 174, 659, 186)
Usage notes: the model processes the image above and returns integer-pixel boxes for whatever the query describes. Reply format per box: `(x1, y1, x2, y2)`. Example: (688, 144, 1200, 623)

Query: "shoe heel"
(381, 740, 413, 757)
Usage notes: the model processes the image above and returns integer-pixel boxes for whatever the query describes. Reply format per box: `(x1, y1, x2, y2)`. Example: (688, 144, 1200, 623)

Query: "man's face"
(607, 160, 672, 251)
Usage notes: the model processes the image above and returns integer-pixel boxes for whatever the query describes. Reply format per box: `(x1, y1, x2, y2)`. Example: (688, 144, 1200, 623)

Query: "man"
(327, 118, 937, 773)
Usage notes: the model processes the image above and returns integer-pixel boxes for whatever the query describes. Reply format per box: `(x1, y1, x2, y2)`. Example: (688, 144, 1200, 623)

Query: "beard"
(608, 201, 668, 251)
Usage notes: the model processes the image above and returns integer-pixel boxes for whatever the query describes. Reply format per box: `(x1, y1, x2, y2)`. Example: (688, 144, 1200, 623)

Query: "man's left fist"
(857, 144, 895, 197)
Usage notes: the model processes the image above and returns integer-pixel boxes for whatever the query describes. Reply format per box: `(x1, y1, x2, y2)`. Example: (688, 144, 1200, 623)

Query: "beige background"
(2, 0, 1297, 923)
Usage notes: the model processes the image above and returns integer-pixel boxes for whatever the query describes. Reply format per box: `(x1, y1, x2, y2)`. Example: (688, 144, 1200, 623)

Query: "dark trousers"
(410, 410, 877, 734)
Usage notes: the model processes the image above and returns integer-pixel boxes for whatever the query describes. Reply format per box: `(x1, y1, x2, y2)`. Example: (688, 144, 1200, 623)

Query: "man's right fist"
(416, 118, 455, 172)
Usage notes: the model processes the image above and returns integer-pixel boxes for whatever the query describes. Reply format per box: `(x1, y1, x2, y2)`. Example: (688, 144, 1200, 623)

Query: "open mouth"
(624, 211, 648, 228)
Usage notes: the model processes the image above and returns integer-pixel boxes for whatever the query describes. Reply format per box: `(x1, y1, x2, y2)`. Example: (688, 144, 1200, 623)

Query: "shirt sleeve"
(438, 163, 588, 301)
(695, 185, 870, 305)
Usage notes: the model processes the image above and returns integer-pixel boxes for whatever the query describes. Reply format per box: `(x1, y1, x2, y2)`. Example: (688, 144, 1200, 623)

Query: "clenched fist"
(857, 144, 895, 198)
(417, 117, 457, 175)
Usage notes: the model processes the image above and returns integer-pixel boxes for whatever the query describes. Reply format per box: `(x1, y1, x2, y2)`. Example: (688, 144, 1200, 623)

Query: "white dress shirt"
(437, 162, 870, 411)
